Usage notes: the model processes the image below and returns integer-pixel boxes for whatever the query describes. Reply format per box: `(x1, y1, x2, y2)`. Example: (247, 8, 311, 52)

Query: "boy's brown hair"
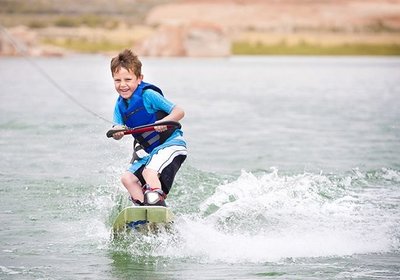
(110, 49, 142, 77)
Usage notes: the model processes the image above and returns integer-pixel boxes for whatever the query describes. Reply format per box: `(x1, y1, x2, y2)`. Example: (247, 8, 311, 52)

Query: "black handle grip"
(106, 121, 181, 138)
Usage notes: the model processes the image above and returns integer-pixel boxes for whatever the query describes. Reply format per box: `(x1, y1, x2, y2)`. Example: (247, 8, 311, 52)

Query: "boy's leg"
(143, 146, 187, 194)
(142, 146, 187, 205)
(158, 154, 186, 194)
(142, 155, 186, 206)
(142, 168, 162, 190)
(142, 155, 186, 192)
(121, 171, 144, 203)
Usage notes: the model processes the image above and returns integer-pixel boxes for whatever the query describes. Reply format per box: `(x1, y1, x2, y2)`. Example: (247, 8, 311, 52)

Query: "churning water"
(0, 55, 399, 279)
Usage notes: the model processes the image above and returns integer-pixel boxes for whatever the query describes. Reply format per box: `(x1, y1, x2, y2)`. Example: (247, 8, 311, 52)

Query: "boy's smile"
(113, 67, 143, 99)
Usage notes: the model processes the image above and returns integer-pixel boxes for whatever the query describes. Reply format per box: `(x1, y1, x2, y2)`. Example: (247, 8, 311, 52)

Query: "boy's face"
(113, 67, 143, 99)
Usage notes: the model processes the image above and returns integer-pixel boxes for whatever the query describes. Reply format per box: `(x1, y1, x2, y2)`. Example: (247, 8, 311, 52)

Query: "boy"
(110, 49, 187, 206)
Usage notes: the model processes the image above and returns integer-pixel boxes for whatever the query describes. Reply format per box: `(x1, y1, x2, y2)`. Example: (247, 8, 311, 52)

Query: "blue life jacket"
(116, 82, 174, 153)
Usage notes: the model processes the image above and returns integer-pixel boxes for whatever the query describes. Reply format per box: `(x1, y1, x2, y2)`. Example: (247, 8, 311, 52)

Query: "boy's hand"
(153, 106, 184, 133)
(154, 124, 167, 132)
(112, 125, 126, 140)
(154, 120, 168, 132)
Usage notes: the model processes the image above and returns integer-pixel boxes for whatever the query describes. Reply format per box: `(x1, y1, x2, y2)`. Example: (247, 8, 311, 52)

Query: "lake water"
(0, 55, 399, 279)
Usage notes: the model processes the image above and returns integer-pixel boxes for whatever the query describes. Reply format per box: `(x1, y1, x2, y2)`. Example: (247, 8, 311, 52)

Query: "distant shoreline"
(2, 0, 400, 57)
(1, 25, 399, 57)
(43, 39, 400, 56)
(232, 41, 400, 56)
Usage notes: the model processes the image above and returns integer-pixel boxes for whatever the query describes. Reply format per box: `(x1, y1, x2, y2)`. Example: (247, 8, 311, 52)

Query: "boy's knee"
(121, 172, 134, 185)
(120, 174, 128, 185)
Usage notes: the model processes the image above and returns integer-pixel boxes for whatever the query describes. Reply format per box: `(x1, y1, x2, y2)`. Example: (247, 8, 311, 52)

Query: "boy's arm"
(154, 105, 185, 132)
(159, 105, 185, 122)
(143, 90, 185, 132)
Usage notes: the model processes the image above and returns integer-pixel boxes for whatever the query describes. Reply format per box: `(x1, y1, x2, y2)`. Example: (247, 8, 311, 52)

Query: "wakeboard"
(112, 206, 173, 234)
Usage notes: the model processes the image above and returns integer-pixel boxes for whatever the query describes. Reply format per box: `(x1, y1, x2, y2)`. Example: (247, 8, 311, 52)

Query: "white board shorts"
(132, 145, 187, 194)
(146, 145, 188, 173)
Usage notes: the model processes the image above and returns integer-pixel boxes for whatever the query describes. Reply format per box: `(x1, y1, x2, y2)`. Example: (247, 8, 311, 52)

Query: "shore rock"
(135, 22, 230, 57)
(0, 25, 63, 56)
(0, 26, 36, 56)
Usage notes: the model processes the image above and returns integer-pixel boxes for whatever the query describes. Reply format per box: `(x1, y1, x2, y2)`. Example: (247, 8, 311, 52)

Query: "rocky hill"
(136, 0, 400, 56)
(1, 0, 399, 56)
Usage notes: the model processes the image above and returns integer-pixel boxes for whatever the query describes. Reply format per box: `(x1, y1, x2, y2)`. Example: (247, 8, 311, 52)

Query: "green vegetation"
(37, 38, 400, 55)
(41, 38, 133, 53)
(232, 41, 400, 56)
(53, 15, 119, 29)
(27, 20, 48, 29)
(54, 17, 81, 28)
(1, 14, 120, 29)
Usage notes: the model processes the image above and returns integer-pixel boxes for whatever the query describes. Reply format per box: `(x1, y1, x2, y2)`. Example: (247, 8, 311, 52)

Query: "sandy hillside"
(1, 0, 399, 56)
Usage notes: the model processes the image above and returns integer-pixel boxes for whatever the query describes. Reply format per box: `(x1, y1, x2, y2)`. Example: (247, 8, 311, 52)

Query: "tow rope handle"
(106, 121, 181, 138)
